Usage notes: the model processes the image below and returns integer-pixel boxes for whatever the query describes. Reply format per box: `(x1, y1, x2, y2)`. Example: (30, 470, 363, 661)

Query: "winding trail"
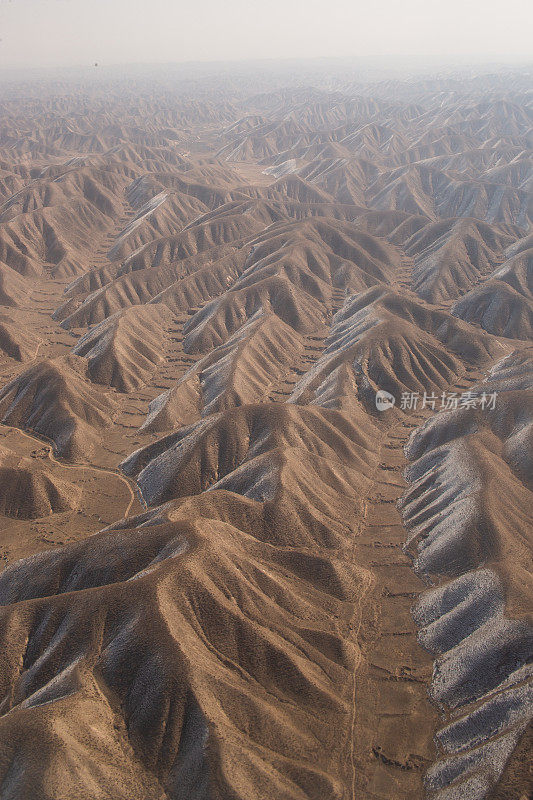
(0, 422, 142, 519)
(346, 410, 436, 800)
(346, 361, 495, 800)
(342, 243, 498, 798)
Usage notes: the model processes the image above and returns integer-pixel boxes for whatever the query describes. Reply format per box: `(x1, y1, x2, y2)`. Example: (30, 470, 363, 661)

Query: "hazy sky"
(0, 0, 531, 69)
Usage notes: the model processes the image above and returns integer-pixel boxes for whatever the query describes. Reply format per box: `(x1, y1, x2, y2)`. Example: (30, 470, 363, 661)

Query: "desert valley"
(0, 62, 531, 799)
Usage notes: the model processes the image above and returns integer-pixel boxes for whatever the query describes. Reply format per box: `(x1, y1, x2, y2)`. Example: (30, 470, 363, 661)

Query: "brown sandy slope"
(0, 66, 531, 800)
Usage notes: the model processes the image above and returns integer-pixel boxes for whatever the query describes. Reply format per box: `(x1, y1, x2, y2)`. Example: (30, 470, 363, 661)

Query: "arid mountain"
(0, 64, 530, 800)
(0, 443, 80, 518)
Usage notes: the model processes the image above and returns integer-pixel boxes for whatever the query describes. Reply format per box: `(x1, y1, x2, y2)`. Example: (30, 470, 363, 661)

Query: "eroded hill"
(0, 64, 531, 800)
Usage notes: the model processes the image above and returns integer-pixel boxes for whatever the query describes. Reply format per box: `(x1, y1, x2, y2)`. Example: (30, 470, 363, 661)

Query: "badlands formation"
(0, 64, 531, 799)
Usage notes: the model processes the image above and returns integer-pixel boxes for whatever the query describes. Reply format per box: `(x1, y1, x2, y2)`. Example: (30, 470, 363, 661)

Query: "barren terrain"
(0, 64, 531, 800)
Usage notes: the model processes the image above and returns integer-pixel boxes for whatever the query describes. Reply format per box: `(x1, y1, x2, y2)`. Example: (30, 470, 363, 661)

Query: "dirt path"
(346, 410, 437, 800)
(347, 363, 491, 799)
(0, 422, 142, 519)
